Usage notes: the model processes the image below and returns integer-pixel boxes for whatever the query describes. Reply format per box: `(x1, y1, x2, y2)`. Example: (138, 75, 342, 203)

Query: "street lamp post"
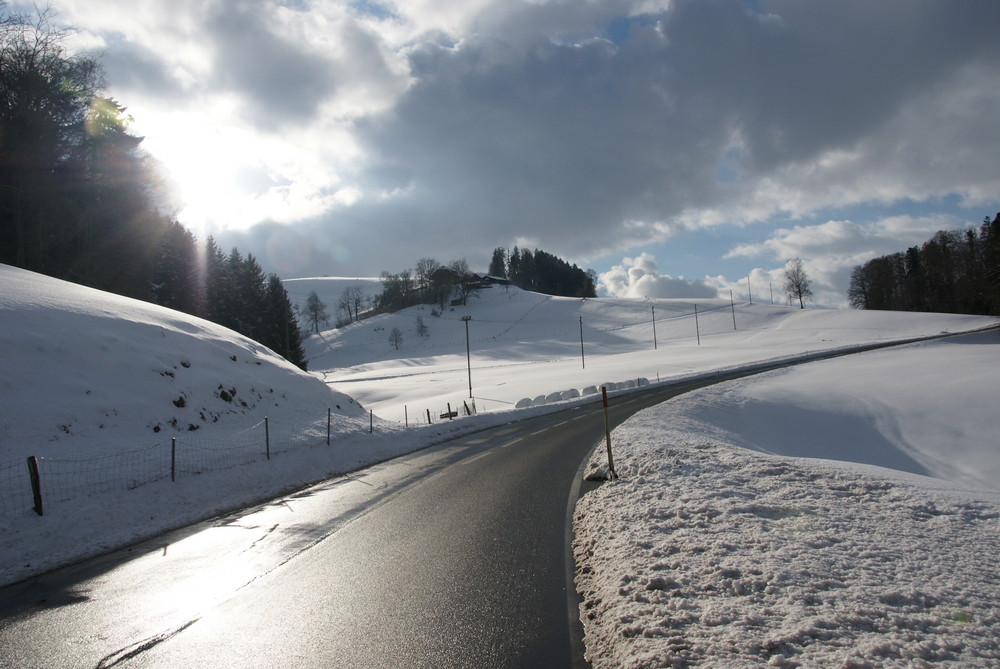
(462, 316, 473, 398)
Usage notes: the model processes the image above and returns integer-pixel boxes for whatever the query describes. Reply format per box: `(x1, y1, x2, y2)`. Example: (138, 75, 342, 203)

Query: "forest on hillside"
(0, 6, 306, 367)
(373, 247, 596, 316)
(848, 214, 1000, 317)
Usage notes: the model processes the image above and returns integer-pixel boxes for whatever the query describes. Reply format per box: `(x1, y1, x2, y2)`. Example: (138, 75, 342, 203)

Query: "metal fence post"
(171, 438, 176, 482)
(265, 416, 270, 460)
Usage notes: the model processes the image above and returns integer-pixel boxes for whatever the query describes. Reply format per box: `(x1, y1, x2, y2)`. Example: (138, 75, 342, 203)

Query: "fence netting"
(0, 458, 34, 515)
(3, 415, 336, 517)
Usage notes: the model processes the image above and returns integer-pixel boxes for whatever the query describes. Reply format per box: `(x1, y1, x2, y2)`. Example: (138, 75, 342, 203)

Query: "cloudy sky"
(27, 0, 1000, 306)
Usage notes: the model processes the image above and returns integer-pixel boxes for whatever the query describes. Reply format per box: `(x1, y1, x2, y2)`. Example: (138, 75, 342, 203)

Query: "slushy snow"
(2, 264, 999, 668)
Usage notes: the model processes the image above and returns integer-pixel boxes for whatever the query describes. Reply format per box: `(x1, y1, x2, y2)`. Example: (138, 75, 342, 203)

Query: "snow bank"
(0, 265, 366, 459)
(574, 333, 1000, 668)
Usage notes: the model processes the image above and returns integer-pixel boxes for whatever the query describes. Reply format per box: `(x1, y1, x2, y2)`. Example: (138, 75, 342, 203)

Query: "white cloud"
(599, 253, 715, 299)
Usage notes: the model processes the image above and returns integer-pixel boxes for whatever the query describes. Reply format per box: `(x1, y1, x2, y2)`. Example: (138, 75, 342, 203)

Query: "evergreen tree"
(262, 273, 306, 369)
(848, 215, 1000, 316)
(150, 221, 202, 315)
(202, 236, 228, 323)
(507, 246, 521, 283)
(488, 247, 507, 277)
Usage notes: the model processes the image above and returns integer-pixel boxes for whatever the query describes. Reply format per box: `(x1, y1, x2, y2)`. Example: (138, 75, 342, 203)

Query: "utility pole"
(651, 305, 657, 350)
(747, 275, 752, 303)
(730, 290, 737, 330)
(579, 315, 586, 369)
(462, 316, 473, 398)
(694, 304, 701, 345)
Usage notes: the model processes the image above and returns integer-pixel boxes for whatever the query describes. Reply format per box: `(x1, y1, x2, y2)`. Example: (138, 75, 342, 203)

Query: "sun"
(129, 105, 264, 236)
(147, 129, 252, 232)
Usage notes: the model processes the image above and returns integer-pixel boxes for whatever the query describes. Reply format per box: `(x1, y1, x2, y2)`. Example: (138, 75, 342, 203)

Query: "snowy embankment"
(574, 333, 1000, 668)
(0, 266, 497, 586)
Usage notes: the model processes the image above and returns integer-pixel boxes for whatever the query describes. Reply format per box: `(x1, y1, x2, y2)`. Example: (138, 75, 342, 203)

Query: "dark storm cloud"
(205, 1, 337, 129)
(341, 0, 1000, 268)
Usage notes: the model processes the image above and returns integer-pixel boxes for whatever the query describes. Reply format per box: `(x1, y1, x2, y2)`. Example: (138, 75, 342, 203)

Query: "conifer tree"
(262, 273, 307, 369)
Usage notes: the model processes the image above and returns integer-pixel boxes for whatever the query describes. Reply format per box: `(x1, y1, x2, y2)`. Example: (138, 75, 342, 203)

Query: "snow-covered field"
(2, 264, 998, 668)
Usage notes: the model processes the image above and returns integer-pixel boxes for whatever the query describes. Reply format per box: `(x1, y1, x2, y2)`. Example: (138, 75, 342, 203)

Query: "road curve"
(1, 335, 973, 668)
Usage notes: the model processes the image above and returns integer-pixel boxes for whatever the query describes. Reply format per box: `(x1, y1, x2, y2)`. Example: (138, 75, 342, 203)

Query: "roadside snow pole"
(265, 417, 270, 460)
(26, 456, 43, 516)
(694, 304, 701, 345)
(600, 387, 618, 480)
(171, 438, 177, 482)
(327, 408, 332, 445)
(426, 408, 432, 424)
(405, 405, 408, 427)
(730, 290, 737, 330)
(370, 409, 373, 433)
(579, 316, 586, 369)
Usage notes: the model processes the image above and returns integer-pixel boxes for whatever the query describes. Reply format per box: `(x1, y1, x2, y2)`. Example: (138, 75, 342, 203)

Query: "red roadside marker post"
(601, 386, 618, 480)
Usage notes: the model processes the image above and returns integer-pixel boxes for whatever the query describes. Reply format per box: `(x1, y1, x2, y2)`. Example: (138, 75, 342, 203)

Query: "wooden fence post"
(601, 387, 618, 480)
(26, 456, 43, 516)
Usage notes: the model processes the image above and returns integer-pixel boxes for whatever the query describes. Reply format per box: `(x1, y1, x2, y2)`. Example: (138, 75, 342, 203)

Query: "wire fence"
(0, 412, 351, 518)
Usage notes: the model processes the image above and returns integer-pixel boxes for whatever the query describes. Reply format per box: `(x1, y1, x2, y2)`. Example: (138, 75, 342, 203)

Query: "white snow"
(574, 334, 1000, 668)
(2, 264, 999, 667)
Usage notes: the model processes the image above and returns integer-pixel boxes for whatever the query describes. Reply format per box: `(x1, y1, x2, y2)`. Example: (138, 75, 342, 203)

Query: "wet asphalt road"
(0, 337, 950, 668)
(0, 384, 690, 669)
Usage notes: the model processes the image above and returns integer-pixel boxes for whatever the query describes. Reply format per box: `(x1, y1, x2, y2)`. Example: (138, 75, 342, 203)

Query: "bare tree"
(416, 315, 429, 338)
(337, 285, 367, 324)
(783, 258, 813, 309)
(449, 258, 477, 305)
(389, 327, 403, 350)
(303, 291, 329, 332)
(415, 258, 440, 299)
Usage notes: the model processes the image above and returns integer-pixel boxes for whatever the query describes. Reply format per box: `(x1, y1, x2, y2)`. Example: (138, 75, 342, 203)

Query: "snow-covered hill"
(282, 276, 381, 327)
(1, 265, 365, 461)
(304, 283, 993, 421)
